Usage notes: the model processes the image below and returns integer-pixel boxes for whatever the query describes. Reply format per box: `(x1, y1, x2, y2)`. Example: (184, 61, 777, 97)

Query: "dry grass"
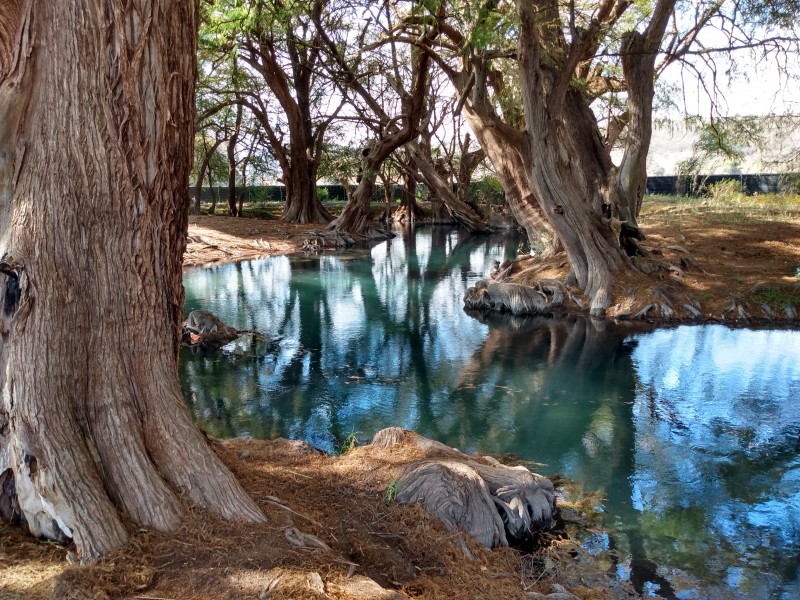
(1, 438, 612, 600)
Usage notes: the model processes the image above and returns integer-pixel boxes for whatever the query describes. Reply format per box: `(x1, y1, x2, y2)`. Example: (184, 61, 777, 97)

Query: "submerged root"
(182, 310, 261, 349)
(301, 230, 357, 252)
(301, 228, 395, 253)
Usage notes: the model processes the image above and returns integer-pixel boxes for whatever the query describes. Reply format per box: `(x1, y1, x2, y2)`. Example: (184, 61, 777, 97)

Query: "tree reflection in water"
(181, 225, 800, 598)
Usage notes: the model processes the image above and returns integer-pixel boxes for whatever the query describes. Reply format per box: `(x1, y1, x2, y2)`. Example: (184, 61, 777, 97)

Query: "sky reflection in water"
(181, 225, 800, 598)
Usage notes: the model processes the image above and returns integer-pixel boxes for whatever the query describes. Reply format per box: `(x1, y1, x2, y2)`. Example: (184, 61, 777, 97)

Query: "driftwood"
(182, 310, 256, 348)
(371, 428, 555, 549)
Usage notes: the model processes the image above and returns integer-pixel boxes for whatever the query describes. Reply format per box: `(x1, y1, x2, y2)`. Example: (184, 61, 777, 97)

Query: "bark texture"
(239, 0, 334, 225)
(372, 428, 555, 549)
(406, 142, 489, 233)
(514, 0, 677, 314)
(0, 0, 264, 562)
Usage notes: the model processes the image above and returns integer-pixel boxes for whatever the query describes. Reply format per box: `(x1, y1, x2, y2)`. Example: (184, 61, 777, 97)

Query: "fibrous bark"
(463, 281, 561, 316)
(237, 0, 334, 225)
(372, 428, 555, 548)
(0, 0, 264, 563)
(514, 0, 677, 315)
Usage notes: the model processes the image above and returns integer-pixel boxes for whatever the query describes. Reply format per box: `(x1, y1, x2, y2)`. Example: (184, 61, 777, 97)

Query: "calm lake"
(181, 225, 800, 599)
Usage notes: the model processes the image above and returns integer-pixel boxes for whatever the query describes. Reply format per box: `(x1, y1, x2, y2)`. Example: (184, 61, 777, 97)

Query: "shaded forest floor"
(3, 195, 799, 600)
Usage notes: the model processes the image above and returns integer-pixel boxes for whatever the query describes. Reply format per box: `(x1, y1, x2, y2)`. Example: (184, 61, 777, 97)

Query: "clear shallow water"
(181, 225, 800, 599)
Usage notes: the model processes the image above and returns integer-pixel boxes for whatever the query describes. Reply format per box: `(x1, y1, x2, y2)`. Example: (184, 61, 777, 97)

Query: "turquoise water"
(181, 225, 800, 599)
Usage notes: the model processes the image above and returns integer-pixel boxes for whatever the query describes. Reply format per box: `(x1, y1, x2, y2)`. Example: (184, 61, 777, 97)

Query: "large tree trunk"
(462, 106, 557, 254)
(521, 89, 624, 315)
(0, 0, 264, 563)
(516, 2, 627, 315)
(281, 149, 332, 224)
(330, 151, 384, 237)
(239, 1, 333, 227)
(406, 142, 490, 233)
(617, 6, 674, 228)
(512, 0, 675, 314)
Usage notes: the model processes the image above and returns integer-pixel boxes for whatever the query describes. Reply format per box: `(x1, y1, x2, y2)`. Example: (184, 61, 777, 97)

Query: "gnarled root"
(301, 230, 357, 252)
(463, 279, 567, 316)
(182, 310, 240, 347)
(371, 428, 555, 549)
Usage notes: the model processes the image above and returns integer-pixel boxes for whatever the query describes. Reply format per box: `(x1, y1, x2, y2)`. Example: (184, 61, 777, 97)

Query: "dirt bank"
(2, 436, 614, 600)
(184, 214, 320, 268)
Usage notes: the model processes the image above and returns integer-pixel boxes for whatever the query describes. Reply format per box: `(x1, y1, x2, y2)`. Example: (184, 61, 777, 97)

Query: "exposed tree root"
(300, 228, 395, 253)
(392, 203, 428, 224)
(182, 310, 265, 349)
(370, 428, 555, 550)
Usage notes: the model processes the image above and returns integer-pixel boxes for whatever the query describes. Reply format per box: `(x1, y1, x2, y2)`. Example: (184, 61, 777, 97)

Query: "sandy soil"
(2, 204, 798, 600)
(184, 214, 320, 269)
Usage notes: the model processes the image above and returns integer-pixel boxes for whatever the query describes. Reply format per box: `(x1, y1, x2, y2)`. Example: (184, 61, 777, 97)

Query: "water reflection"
(181, 225, 800, 598)
(630, 327, 800, 598)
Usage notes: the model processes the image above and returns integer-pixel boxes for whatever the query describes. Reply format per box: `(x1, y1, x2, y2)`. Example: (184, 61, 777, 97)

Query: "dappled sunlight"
(0, 561, 63, 598)
(185, 215, 321, 267)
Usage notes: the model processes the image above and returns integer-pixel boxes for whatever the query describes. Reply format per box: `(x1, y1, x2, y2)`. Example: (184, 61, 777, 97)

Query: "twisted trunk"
(462, 106, 556, 253)
(0, 0, 264, 562)
(281, 146, 332, 224)
(407, 142, 489, 232)
(513, 0, 676, 314)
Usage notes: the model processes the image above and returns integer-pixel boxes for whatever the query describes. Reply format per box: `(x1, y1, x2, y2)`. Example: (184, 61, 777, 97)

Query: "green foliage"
(318, 142, 360, 185)
(334, 431, 358, 456)
(384, 479, 399, 503)
(679, 117, 764, 177)
(751, 286, 800, 308)
(739, 0, 800, 27)
(470, 176, 505, 205)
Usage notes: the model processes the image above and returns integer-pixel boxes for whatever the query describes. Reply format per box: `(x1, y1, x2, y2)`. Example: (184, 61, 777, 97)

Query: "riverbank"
(2, 435, 618, 600)
(3, 199, 798, 599)
(185, 197, 800, 323)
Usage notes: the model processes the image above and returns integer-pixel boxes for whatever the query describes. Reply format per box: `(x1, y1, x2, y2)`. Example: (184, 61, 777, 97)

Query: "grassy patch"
(752, 286, 800, 309)
(384, 478, 399, 503)
(334, 431, 359, 455)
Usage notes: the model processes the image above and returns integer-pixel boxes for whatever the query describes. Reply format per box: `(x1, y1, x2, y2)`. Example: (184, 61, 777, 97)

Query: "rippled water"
(181, 225, 800, 598)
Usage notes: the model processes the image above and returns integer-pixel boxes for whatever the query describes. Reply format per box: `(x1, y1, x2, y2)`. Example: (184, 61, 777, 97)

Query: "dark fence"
(190, 185, 346, 203)
(191, 173, 797, 204)
(646, 173, 792, 196)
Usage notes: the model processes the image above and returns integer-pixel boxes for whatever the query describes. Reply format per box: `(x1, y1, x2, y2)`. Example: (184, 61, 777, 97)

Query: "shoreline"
(4, 206, 797, 598)
(186, 212, 800, 327)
